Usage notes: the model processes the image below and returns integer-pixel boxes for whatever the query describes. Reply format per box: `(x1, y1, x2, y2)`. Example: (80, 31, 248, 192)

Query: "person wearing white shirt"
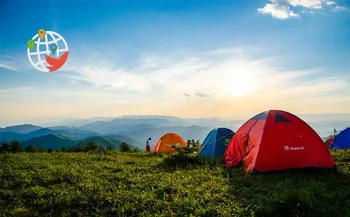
(146, 137, 151, 152)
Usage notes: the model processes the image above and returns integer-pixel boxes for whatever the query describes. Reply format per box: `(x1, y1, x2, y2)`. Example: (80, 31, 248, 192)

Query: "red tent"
(224, 110, 336, 173)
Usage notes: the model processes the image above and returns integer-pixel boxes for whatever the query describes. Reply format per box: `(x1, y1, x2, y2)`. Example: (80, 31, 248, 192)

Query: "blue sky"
(1, 0, 350, 126)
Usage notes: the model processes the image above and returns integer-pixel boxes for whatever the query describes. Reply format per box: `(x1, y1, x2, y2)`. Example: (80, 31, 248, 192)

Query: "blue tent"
(198, 128, 235, 157)
(330, 128, 350, 149)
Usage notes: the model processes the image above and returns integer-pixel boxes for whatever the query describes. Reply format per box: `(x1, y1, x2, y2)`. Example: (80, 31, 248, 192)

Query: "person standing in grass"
(146, 138, 151, 152)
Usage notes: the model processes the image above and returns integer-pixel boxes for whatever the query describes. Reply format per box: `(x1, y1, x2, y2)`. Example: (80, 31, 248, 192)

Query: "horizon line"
(2, 112, 350, 128)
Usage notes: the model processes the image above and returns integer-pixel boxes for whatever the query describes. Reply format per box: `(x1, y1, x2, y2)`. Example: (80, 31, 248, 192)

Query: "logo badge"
(27, 29, 69, 72)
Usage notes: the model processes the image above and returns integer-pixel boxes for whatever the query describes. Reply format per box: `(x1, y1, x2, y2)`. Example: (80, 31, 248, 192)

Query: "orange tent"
(153, 133, 187, 153)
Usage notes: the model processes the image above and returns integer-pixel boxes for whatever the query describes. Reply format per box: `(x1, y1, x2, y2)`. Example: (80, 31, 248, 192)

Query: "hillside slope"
(0, 128, 99, 142)
(20, 134, 142, 150)
(80, 136, 140, 150)
(104, 134, 144, 149)
(21, 134, 80, 149)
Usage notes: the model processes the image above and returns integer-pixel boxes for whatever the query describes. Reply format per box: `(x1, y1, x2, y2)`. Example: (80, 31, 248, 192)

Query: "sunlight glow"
(221, 73, 254, 97)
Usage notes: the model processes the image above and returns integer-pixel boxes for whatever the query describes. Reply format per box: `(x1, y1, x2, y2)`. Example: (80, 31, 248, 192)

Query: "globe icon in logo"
(27, 29, 69, 72)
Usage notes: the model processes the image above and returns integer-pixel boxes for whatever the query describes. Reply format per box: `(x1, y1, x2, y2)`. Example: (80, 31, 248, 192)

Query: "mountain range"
(0, 124, 42, 134)
(1, 115, 349, 150)
(0, 126, 99, 142)
(21, 134, 142, 150)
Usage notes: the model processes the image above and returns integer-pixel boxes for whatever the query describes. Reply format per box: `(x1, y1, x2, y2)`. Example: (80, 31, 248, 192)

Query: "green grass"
(1, 151, 350, 217)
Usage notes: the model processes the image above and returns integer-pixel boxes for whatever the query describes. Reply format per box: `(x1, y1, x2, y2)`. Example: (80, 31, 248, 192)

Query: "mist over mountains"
(1, 114, 349, 150)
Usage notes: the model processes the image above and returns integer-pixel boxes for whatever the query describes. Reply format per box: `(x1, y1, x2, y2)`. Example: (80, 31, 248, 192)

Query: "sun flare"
(222, 74, 253, 97)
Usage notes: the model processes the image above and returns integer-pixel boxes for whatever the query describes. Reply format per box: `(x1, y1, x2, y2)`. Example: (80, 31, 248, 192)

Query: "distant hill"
(83, 122, 160, 134)
(104, 134, 144, 149)
(21, 134, 80, 150)
(47, 126, 70, 130)
(184, 118, 244, 129)
(80, 136, 141, 150)
(40, 117, 117, 127)
(1, 117, 242, 143)
(53, 128, 100, 138)
(0, 131, 22, 142)
(118, 115, 187, 122)
(3, 115, 350, 143)
(20, 134, 142, 151)
(2, 124, 42, 134)
(0, 127, 100, 142)
(42, 115, 189, 127)
(80, 136, 115, 146)
(0, 129, 57, 142)
(77, 116, 245, 135)
(82, 117, 189, 134)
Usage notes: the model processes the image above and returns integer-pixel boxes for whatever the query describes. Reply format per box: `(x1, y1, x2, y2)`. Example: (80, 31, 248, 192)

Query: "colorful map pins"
(50, 44, 58, 55)
(38, 29, 46, 39)
(27, 39, 35, 50)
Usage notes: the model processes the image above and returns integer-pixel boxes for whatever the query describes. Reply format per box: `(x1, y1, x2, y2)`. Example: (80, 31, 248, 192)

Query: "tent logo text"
(284, 146, 305, 151)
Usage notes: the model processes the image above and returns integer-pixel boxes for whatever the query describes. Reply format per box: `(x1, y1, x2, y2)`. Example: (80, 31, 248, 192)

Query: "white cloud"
(0, 52, 34, 73)
(288, 0, 324, 9)
(60, 46, 350, 109)
(258, 0, 347, 19)
(210, 48, 244, 54)
(333, 5, 348, 11)
(0, 87, 34, 94)
(2, 46, 350, 120)
(0, 63, 19, 72)
(258, 3, 299, 19)
(49, 80, 56, 83)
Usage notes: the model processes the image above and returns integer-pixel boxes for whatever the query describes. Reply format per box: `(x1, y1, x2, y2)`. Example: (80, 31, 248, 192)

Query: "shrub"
(25, 145, 36, 153)
(160, 153, 202, 168)
(106, 144, 114, 152)
(84, 141, 98, 152)
(119, 142, 131, 152)
(187, 139, 201, 148)
(172, 146, 199, 154)
(96, 145, 106, 154)
(10, 140, 22, 153)
(132, 148, 140, 152)
(71, 143, 83, 152)
(37, 147, 45, 152)
(0, 142, 10, 153)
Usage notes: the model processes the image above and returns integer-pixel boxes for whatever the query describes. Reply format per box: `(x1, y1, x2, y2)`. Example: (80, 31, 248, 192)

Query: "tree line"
(0, 140, 138, 153)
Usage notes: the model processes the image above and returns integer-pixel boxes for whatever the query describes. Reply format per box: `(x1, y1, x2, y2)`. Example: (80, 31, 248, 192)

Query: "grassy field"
(1, 151, 350, 217)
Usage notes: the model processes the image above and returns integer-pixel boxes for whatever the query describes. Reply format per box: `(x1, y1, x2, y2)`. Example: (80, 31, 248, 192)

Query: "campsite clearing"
(1, 151, 350, 217)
